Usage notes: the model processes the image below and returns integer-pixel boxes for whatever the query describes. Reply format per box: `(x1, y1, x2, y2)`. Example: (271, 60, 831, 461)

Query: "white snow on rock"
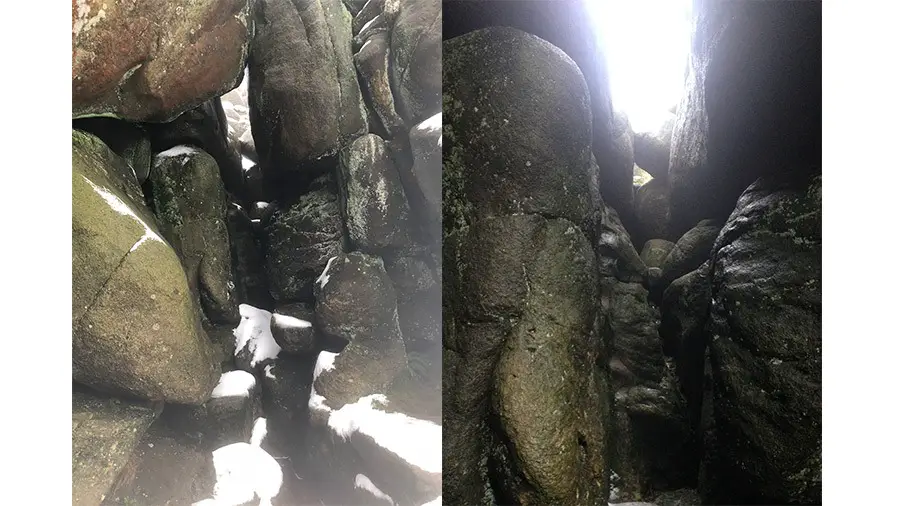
(313, 351, 338, 382)
(83, 176, 163, 253)
(233, 304, 282, 367)
(354, 474, 395, 505)
(201, 418, 282, 506)
(271, 313, 312, 330)
(240, 155, 255, 171)
(414, 112, 442, 148)
(327, 394, 442, 474)
(210, 370, 256, 399)
(316, 256, 338, 290)
(156, 145, 201, 159)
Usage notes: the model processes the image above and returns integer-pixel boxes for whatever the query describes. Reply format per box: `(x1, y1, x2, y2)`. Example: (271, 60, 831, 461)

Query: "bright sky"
(585, 0, 693, 134)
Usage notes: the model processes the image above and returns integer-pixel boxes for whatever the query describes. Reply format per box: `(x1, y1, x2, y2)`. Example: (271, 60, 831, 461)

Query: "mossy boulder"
(149, 146, 239, 324)
(73, 131, 220, 404)
(389, 0, 441, 126)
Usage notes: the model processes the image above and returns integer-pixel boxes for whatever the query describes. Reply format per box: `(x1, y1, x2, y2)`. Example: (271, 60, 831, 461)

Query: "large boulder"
(667, 1, 822, 236)
(149, 146, 239, 323)
(270, 303, 318, 354)
(389, 0, 441, 126)
(354, 31, 406, 138)
(338, 134, 413, 253)
(659, 221, 721, 289)
(73, 131, 220, 404)
(72, 118, 152, 184)
(444, 27, 609, 505)
(634, 177, 674, 245)
(72, 0, 252, 122)
(641, 239, 676, 270)
(602, 110, 636, 219)
(313, 252, 407, 409)
(700, 174, 821, 504)
(263, 176, 346, 302)
(248, 0, 367, 173)
(72, 388, 161, 506)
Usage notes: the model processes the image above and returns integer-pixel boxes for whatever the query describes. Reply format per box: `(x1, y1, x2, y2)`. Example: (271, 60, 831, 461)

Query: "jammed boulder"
(72, 388, 162, 506)
(248, 0, 367, 173)
(633, 114, 676, 179)
(606, 283, 665, 389)
(591, 188, 647, 284)
(444, 27, 608, 505)
(271, 303, 318, 354)
(634, 177, 674, 245)
(390, 0, 441, 126)
(264, 176, 346, 302)
(73, 131, 219, 404)
(668, 0, 822, 235)
(225, 202, 273, 309)
(659, 221, 721, 289)
(641, 239, 676, 270)
(72, 0, 251, 122)
(700, 174, 821, 505)
(313, 252, 407, 409)
(338, 133, 413, 253)
(149, 146, 239, 323)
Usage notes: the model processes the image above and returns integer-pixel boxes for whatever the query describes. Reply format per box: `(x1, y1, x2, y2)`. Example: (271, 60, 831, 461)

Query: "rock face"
(604, 110, 636, 218)
(390, 0, 441, 126)
(668, 0, 822, 236)
(72, 118, 152, 184)
(354, 31, 406, 138)
(72, 388, 161, 506)
(72, 0, 252, 122)
(633, 114, 676, 179)
(384, 255, 440, 352)
(73, 131, 220, 404)
(634, 177, 674, 244)
(338, 134, 413, 253)
(263, 176, 346, 302)
(701, 174, 821, 504)
(149, 146, 239, 323)
(641, 239, 676, 269)
(405, 113, 442, 241)
(444, 27, 609, 505)
(248, 0, 367, 173)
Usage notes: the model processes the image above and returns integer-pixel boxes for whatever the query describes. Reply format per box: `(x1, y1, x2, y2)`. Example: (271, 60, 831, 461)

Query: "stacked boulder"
(72, 0, 441, 504)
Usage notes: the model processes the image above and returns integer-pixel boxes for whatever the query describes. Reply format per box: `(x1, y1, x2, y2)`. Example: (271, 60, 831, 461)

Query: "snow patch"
(232, 304, 281, 367)
(316, 256, 338, 290)
(271, 313, 312, 329)
(211, 370, 256, 399)
(240, 156, 255, 171)
(264, 364, 276, 380)
(156, 145, 200, 159)
(206, 419, 282, 506)
(415, 112, 442, 148)
(354, 474, 395, 505)
(308, 386, 329, 412)
(327, 394, 442, 474)
(420, 497, 442, 506)
(313, 351, 338, 382)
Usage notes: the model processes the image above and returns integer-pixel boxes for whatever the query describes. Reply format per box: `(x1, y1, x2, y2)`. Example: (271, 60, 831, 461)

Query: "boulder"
(606, 283, 665, 389)
(389, 0, 441, 126)
(72, 388, 162, 506)
(601, 109, 636, 219)
(72, 0, 251, 122)
(444, 27, 608, 504)
(313, 252, 407, 409)
(641, 239, 676, 269)
(149, 146, 239, 323)
(263, 175, 346, 303)
(232, 304, 283, 374)
(248, 0, 367, 173)
(700, 174, 821, 504)
(225, 202, 273, 309)
(659, 222, 721, 289)
(384, 255, 440, 352)
(633, 114, 676, 179)
(668, 1, 822, 235)
(271, 303, 318, 354)
(591, 187, 647, 284)
(338, 134, 414, 253)
(73, 132, 219, 404)
(634, 177, 674, 244)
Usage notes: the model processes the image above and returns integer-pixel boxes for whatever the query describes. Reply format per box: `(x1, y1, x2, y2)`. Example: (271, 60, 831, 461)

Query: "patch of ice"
(156, 145, 200, 159)
(316, 256, 338, 290)
(327, 394, 442, 474)
(354, 474, 395, 505)
(211, 370, 256, 399)
(232, 304, 281, 367)
(313, 351, 338, 382)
